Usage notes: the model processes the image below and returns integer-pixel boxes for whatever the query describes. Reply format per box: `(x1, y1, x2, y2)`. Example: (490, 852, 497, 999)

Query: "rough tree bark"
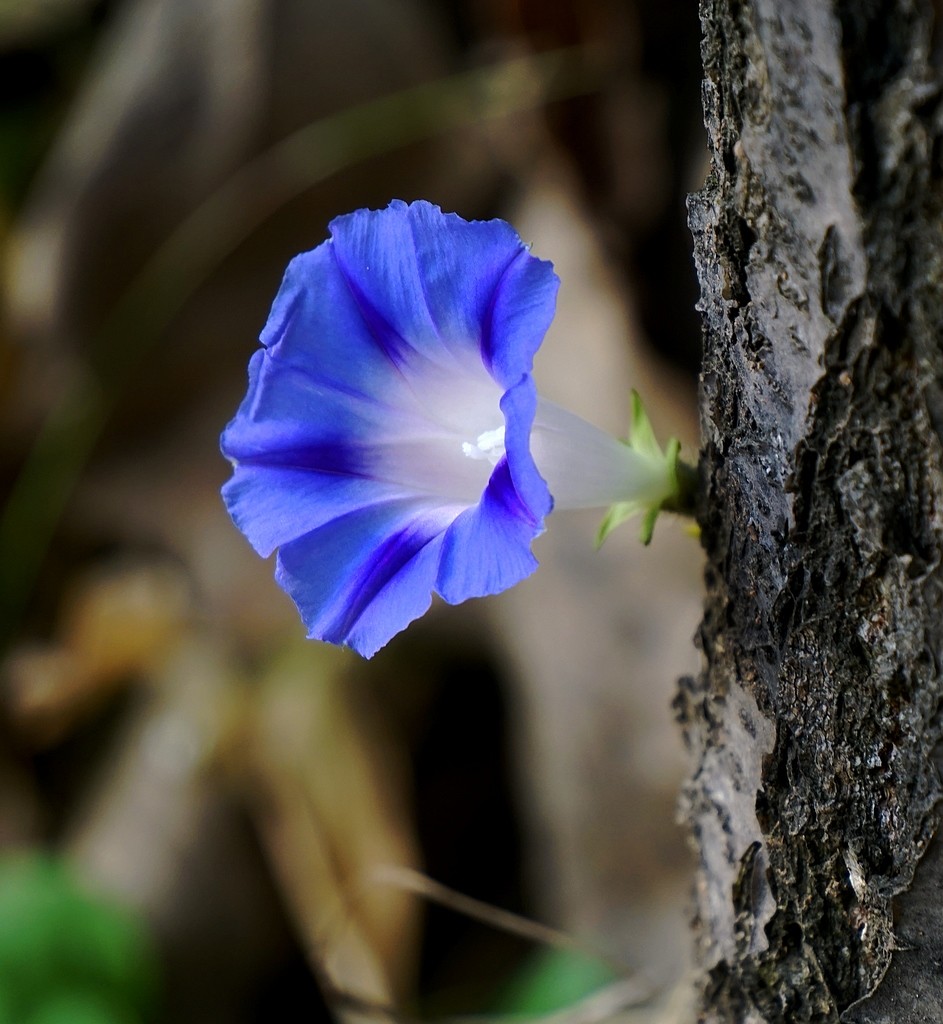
(681, 1, 943, 1021)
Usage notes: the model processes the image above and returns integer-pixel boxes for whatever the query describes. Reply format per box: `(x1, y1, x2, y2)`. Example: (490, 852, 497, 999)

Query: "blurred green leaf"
(492, 946, 618, 1015)
(0, 854, 158, 1021)
(27, 991, 140, 1024)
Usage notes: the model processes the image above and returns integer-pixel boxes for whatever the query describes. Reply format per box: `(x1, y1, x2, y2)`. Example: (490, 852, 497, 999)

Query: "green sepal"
(628, 389, 661, 459)
(596, 393, 689, 547)
(596, 498, 649, 547)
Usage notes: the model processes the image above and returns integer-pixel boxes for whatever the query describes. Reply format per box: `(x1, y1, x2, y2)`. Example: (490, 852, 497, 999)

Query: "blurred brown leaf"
(4, 558, 191, 746)
(241, 642, 423, 1014)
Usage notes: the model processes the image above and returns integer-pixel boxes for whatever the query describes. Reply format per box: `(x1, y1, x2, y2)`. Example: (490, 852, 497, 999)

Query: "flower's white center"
(462, 426, 506, 465)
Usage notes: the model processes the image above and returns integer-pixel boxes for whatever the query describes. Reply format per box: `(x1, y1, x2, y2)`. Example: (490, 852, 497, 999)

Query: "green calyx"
(596, 390, 697, 547)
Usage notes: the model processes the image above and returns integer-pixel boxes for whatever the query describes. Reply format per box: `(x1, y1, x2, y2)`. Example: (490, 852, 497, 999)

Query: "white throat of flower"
(456, 392, 684, 543)
(454, 393, 682, 543)
(462, 426, 506, 465)
(382, 359, 687, 540)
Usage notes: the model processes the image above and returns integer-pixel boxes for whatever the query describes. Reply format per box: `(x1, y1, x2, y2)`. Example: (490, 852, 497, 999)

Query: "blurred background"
(0, 1, 706, 1021)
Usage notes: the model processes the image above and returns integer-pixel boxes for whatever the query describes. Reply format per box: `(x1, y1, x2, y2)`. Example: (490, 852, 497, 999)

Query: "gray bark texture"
(681, 1, 943, 1021)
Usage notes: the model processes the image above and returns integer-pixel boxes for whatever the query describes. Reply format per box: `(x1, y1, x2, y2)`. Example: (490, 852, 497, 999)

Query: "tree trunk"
(681, 1, 943, 1021)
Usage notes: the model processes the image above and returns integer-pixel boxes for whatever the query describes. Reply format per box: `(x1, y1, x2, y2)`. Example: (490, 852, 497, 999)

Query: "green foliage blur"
(492, 946, 620, 1016)
(0, 855, 158, 1024)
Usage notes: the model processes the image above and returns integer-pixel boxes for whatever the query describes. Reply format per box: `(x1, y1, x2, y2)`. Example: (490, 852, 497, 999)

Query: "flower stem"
(662, 456, 699, 519)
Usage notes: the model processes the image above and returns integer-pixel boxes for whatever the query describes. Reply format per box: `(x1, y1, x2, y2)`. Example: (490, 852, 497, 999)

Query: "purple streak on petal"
(330, 253, 417, 369)
(233, 443, 367, 475)
(260, 243, 412, 393)
(482, 245, 559, 388)
(342, 534, 448, 658)
(220, 341, 493, 562)
(220, 351, 447, 471)
(436, 458, 543, 603)
(329, 202, 438, 366)
(222, 466, 405, 558)
(274, 500, 455, 658)
(405, 202, 534, 357)
(330, 200, 557, 376)
(499, 376, 554, 521)
(219, 355, 370, 466)
(329, 519, 440, 638)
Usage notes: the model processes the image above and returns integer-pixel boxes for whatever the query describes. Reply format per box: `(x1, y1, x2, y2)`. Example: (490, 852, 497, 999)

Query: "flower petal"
(275, 500, 457, 658)
(221, 351, 389, 462)
(221, 349, 408, 556)
(221, 347, 504, 557)
(222, 465, 401, 558)
(483, 240, 558, 388)
(499, 375, 554, 522)
(437, 459, 543, 602)
(259, 241, 414, 400)
(329, 200, 558, 377)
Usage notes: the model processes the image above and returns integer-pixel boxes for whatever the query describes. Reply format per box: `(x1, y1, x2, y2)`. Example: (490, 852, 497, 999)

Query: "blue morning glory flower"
(221, 200, 680, 658)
